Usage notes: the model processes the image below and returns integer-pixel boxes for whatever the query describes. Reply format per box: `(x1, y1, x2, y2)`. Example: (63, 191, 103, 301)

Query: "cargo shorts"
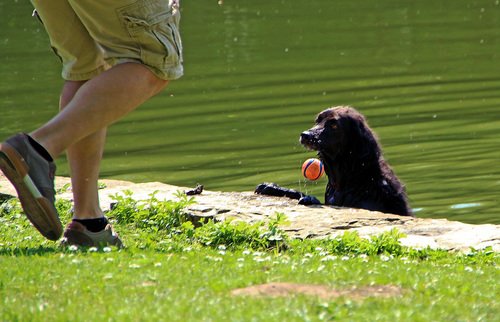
(31, 0, 183, 81)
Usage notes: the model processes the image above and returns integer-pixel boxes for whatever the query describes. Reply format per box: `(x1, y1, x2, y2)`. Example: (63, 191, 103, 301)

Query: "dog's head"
(300, 106, 381, 162)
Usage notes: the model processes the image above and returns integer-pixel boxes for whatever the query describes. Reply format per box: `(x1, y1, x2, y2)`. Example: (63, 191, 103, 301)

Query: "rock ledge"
(1, 175, 498, 252)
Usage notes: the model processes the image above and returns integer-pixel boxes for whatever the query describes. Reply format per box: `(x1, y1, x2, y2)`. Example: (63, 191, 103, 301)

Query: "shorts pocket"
(117, 0, 182, 70)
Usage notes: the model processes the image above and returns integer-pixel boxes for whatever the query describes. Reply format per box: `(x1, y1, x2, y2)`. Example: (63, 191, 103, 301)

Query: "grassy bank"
(0, 191, 498, 321)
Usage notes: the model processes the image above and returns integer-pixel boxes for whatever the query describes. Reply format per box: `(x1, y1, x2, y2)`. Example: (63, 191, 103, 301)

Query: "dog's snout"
(300, 131, 312, 142)
(300, 130, 317, 150)
(300, 130, 312, 140)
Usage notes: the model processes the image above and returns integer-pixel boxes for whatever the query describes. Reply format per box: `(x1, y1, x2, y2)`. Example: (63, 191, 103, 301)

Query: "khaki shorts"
(31, 0, 183, 81)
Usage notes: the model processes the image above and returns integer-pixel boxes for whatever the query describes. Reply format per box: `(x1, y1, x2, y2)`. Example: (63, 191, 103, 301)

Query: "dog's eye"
(330, 123, 338, 130)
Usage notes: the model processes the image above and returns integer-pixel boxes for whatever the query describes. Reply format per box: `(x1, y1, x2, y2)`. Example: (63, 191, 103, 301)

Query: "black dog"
(256, 106, 412, 217)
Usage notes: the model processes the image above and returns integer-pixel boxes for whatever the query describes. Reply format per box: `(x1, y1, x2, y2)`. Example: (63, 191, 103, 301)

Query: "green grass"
(0, 191, 498, 321)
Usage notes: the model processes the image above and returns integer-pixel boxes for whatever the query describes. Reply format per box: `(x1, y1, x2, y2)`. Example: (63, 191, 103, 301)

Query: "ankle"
(72, 217, 108, 232)
(26, 134, 53, 162)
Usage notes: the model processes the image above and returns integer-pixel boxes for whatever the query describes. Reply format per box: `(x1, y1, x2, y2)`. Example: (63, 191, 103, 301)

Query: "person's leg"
(31, 63, 168, 159)
(1, 0, 181, 243)
(48, 65, 166, 247)
(57, 80, 106, 220)
(0, 62, 167, 243)
(48, 66, 166, 220)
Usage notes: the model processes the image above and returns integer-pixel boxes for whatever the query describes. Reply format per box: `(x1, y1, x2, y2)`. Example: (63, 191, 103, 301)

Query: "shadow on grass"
(0, 246, 60, 256)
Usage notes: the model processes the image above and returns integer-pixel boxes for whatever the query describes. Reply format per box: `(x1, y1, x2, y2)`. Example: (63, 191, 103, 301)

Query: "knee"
(60, 80, 87, 110)
(144, 72, 169, 96)
(152, 78, 169, 96)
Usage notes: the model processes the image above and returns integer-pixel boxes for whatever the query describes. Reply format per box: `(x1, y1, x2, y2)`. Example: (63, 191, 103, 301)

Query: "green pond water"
(1, 1, 499, 224)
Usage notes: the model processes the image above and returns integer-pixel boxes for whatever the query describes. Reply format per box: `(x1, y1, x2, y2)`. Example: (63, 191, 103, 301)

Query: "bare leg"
(58, 81, 107, 219)
(30, 62, 168, 219)
(31, 62, 168, 158)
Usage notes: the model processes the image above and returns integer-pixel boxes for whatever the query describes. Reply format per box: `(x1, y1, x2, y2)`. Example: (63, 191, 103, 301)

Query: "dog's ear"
(348, 116, 382, 161)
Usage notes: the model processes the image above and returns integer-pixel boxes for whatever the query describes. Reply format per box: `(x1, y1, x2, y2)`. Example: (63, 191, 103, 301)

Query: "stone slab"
(1, 174, 498, 252)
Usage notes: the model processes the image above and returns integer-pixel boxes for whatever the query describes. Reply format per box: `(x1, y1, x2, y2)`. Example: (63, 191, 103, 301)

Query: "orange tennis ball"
(301, 158, 324, 181)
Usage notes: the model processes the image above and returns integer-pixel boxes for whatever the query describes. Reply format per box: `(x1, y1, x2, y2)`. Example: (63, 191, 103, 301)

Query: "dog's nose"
(300, 131, 312, 143)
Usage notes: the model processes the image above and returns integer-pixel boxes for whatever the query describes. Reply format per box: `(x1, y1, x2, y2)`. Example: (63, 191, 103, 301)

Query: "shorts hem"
(146, 65, 184, 80)
(111, 58, 184, 80)
(61, 65, 110, 81)
(61, 60, 183, 81)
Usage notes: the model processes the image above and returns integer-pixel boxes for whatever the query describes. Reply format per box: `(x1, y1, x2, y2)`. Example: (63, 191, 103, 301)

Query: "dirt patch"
(230, 282, 403, 301)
